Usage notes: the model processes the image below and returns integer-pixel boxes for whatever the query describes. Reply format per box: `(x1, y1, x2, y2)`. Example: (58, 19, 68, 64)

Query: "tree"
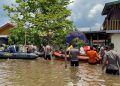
(3, 0, 74, 46)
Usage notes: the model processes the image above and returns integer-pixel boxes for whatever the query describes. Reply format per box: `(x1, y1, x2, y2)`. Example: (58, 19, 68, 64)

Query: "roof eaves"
(102, 1, 120, 15)
(83, 30, 106, 33)
(106, 30, 120, 33)
(0, 23, 15, 30)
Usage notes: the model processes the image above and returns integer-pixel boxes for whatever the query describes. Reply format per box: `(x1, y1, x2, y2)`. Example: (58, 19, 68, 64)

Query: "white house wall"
(111, 34, 120, 53)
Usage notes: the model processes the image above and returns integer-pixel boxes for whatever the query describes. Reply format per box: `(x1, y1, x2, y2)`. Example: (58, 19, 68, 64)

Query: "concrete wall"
(111, 34, 120, 53)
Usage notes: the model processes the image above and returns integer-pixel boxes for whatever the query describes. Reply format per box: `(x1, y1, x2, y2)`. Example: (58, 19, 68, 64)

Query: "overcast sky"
(0, 0, 117, 31)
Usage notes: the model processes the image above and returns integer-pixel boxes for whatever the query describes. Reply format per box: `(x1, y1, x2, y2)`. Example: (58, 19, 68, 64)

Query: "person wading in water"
(44, 44, 52, 60)
(87, 46, 101, 65)
(69, 44, 80, 67)
(102, 43, 120, 75)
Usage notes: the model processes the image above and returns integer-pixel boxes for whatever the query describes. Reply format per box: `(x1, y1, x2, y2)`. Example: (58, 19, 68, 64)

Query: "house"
(84, 31, 110, 46)
(102, 0, 120, 52)
(0, 23, 15, 44)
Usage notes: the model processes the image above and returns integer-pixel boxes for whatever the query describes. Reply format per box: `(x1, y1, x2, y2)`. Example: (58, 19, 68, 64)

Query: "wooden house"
(102, 0, 120, 30)
(102, 0, 120, 52)
(0, 23, 15, 44)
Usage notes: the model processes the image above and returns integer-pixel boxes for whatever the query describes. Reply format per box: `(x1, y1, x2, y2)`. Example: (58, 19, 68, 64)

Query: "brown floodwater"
(0, 58, 120, 86)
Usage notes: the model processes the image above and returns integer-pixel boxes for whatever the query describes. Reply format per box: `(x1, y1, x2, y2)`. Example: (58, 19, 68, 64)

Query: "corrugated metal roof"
(102, 0, 120, 15)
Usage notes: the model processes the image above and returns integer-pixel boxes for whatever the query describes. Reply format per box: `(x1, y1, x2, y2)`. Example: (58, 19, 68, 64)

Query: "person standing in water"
(87, 46, 101, 65)
(44, 44, 52, 60)
(102, 43, 120, 75)
(69, 44, 80, 67)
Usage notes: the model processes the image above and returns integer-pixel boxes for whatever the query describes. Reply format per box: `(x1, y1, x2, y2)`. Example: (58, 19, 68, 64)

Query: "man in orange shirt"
(87, 46, 101, 65)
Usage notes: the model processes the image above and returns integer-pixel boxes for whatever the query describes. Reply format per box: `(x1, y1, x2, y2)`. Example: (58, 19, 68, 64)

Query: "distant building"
(102, 0, 120, 52)
(84, 31, 109, 46)
(0, 23, 15, 44)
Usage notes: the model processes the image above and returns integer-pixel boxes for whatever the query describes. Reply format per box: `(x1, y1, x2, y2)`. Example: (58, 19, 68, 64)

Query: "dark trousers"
(106, 69, 119, 75)
(70, 61, 79, 67)
(44, 54, 51, 60)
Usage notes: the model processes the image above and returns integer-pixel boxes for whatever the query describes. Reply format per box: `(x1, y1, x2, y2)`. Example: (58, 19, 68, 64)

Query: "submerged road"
(0, 58, 120, 86)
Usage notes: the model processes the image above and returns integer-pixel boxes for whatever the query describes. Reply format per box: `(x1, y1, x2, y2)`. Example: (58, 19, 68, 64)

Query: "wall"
(0, 38, 8, 44)
(0, 23, 15, 44)
(111, 33, 120, 53)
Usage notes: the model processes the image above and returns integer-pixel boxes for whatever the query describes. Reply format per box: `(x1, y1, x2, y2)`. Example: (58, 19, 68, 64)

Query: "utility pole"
(90, 28, 93, 46)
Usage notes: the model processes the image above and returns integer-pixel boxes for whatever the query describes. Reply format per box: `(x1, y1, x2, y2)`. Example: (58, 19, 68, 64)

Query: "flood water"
(0, 58, 120, 86)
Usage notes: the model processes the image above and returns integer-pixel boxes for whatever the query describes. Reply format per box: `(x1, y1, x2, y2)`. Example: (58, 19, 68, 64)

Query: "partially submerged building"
(102, 0, 120, 52)
(0, 23, 15, 44)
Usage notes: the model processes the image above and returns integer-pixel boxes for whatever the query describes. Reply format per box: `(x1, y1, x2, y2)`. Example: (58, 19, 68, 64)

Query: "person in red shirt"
(87, 46, 101, 65)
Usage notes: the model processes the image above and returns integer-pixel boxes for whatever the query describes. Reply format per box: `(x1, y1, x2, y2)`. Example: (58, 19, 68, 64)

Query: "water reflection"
(66, 67, 79, 86)
(0, 59, 120, 86)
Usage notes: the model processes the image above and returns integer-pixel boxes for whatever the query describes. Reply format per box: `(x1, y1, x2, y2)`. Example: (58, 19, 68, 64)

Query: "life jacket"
(87, 50, 100, 63)
(83, 46, 90, 51)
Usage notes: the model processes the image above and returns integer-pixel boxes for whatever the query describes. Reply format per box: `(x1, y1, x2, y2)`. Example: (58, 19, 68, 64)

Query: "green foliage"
(71, 38, 85, 48)
(4, 0, 74, 46)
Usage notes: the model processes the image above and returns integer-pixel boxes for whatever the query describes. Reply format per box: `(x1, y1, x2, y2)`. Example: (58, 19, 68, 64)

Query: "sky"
(0, 0, 15, 26)
(0, 0, 117, 31)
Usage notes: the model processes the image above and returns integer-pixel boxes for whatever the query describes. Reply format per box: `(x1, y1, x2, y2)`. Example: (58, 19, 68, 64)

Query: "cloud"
(69, 0, 76, 7)
(78, 27, 90, 31)
(91, 23, 102, 31)
(68, 0, 117, 31)
(88, 4, 104, 18)
(0, 0, 118, 30)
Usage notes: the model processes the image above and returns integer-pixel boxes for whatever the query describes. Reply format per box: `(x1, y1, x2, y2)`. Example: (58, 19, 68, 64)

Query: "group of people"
(0, 44, 19, 53)
(0, 43, 53, 60)
(67, 43, 120, 75)
(0, 42, 120, 75)
(0, 43, 37, 53)
(40, 42, 120, 76)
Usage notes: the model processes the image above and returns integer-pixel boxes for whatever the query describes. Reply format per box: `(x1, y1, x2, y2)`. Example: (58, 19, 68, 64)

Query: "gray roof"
(106, 30, 120, 33)
(82, 30, 120, 34)
(81, 30, 106, 34)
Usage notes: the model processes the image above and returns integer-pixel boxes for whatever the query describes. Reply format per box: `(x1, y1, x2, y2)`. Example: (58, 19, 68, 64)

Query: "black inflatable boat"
(0, 52, 38, 59)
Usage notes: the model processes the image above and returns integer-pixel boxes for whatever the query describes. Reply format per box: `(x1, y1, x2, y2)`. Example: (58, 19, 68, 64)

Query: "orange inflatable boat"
(53, 52, 89, 62)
